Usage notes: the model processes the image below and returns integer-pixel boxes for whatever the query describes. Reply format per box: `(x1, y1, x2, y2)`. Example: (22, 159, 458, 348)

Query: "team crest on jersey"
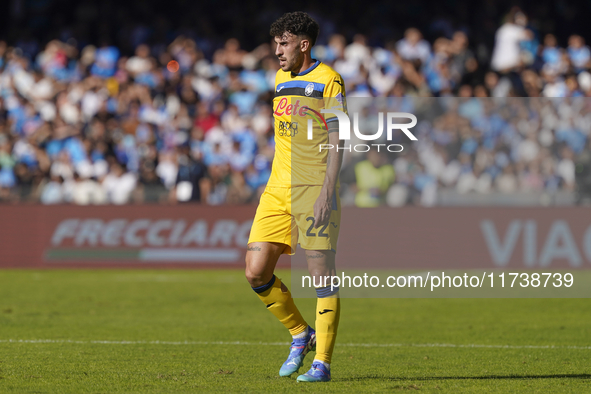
(305, 83, 315, 97)
(278, 121, 298, 137)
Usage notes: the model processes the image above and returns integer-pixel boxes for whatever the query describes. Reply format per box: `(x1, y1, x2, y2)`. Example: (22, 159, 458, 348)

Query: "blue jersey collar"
(292, 59, 320, 76)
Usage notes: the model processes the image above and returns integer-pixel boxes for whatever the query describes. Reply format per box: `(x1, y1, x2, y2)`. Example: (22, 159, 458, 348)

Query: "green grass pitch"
(0, 269, 590, 393)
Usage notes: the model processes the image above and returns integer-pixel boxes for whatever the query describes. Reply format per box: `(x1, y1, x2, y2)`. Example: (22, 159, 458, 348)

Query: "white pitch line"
(0, 339, 590, 350)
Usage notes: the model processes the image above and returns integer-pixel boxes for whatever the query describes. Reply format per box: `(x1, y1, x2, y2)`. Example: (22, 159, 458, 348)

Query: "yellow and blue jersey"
(269, 60, 347, 187)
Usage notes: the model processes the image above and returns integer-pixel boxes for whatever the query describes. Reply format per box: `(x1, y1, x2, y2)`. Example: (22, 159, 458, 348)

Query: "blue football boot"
(279, 327, 316, 377)
(296, 361, 331, 382)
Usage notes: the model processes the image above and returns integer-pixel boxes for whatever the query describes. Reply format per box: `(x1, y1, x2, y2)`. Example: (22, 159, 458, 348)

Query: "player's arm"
(313, 127, 343, 228)
(313, 75, 346, 228)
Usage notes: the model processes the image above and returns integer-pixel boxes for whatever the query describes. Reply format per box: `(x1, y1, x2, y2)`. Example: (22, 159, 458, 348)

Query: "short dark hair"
(270, 12, 319, 47)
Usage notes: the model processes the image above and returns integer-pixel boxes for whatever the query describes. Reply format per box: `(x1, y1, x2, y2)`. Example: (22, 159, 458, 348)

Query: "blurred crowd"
(340, 97, 590, 207)
(0, 6, 590, 205)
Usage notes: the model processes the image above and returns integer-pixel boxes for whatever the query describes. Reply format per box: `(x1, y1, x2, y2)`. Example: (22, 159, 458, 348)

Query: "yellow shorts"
(248, 186, 341, 254)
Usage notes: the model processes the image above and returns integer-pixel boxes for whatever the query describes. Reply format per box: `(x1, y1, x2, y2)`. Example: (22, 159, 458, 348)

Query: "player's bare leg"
(305, 248, 337, 284)
(297, 249, 340, 382)
(245, 242, 314, 376)
(245, 242, 284, 288)
(245, 242, 306, 330)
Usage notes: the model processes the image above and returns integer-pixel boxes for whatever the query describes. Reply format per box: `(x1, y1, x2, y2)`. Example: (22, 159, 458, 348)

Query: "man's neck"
(294, 54, 315, 74)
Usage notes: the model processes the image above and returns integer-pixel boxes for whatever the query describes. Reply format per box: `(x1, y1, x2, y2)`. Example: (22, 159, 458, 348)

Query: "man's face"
(274, 32, 305, 72)
(368, 150, 382, 168)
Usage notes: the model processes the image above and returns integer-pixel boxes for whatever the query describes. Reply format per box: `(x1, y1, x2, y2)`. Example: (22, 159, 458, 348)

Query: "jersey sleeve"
(323, 74, 347, 127)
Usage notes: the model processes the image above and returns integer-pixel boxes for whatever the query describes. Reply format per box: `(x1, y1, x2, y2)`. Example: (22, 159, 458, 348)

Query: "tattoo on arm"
(247, 246, 261, 251)
(307, 253, 325, 259)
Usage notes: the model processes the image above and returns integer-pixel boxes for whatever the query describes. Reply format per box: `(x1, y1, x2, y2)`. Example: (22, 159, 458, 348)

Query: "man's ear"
(300, 39, 310, 53)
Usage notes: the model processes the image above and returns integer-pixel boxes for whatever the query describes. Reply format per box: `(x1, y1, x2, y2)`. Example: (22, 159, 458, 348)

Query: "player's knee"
(245, 266, 265, 287)
(308, 268, 331, 280)
(244, 253, 257, 283)
(245, 246, 278, 287)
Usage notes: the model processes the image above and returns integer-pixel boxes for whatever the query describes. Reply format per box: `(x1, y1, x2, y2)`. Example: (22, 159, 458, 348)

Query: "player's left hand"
(313, 188, 331, 228)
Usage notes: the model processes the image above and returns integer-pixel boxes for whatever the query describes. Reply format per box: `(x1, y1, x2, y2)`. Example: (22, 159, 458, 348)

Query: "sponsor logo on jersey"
(274, 97, 309, 117)
(277, 121, 298, 137)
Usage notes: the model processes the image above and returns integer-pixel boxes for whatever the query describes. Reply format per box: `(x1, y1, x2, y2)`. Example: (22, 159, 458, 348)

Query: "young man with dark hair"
(245, 11, 347, 383)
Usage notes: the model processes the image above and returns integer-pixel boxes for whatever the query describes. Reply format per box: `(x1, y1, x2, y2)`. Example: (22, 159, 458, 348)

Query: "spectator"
(40, 174, 65, 204)
(126, 44, 152, 77)
(172, 145, 208, 203)
(352, 150, 395, 207)
(491, 8, 532, 72)
(71, 171, 106, 205)
(202, 164, 229, 205)
(496, 164, 519, 193)
(396, 28, 431, 66)
(226, 171, 253, 204)
(567, 35, 591, 73)
(102, 161, 137, 204)
(90, 40, 120, 78)
(542, 34, 565, 74)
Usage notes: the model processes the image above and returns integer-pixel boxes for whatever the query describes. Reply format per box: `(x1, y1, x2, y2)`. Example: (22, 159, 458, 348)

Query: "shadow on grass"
(338, 374, 591, 382)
